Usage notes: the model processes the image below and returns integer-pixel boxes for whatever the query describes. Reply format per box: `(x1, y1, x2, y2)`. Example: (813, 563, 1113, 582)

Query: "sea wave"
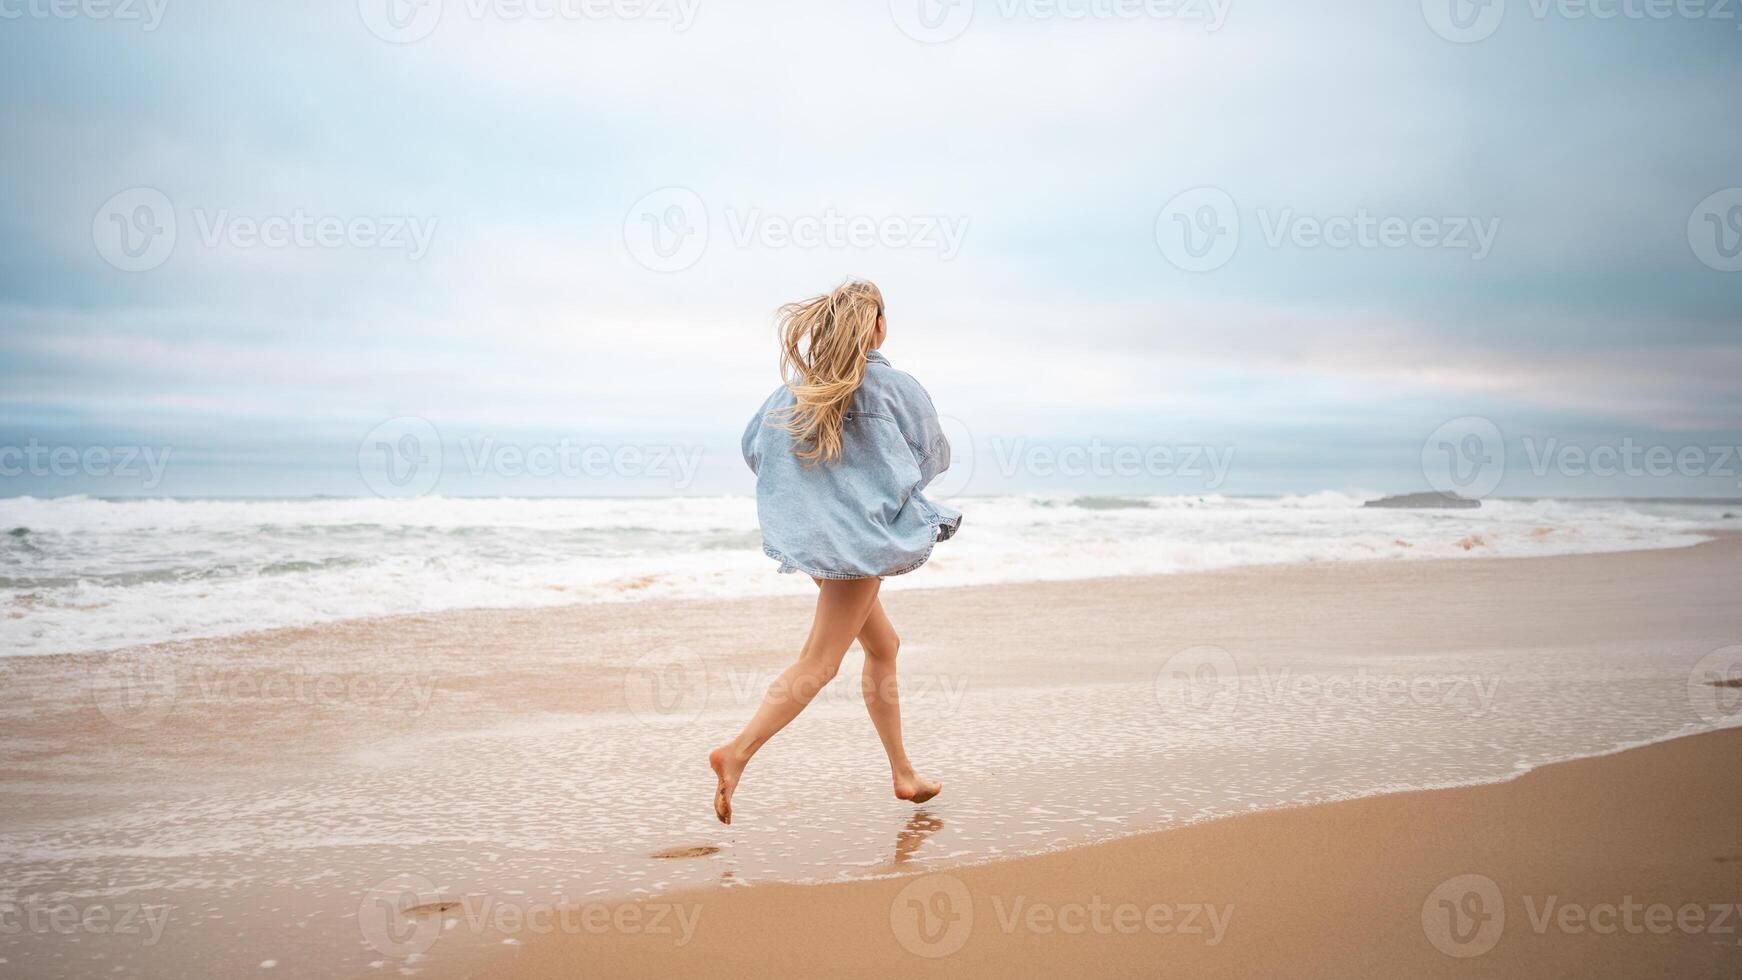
(0, 494, 1728, 657)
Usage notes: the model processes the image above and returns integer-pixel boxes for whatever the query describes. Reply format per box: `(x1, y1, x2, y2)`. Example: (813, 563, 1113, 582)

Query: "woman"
(710, 279, 961, 825)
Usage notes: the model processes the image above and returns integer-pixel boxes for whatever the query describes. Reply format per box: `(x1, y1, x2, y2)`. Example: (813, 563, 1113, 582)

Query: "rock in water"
(1363, 491, 1481, 509)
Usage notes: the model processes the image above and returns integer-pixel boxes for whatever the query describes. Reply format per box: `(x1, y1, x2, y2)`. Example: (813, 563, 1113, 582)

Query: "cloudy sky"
(2, 0, 1739, 498)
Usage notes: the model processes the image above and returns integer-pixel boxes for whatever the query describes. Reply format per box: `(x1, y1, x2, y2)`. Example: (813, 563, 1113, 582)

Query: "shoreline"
(471, 729, 1742, 978)
(10, 529, 1737, 666)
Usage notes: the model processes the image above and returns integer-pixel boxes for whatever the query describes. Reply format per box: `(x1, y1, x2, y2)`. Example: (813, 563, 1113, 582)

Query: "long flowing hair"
(773, 279, 884, 465)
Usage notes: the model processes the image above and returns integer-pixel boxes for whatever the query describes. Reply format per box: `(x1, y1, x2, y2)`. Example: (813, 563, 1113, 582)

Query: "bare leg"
(857, 598, 942, 804)
(709, 577, 882, 824)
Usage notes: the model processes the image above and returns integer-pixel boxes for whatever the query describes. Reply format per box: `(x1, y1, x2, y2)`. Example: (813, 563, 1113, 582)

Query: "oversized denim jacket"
(742, 350, 963, 579)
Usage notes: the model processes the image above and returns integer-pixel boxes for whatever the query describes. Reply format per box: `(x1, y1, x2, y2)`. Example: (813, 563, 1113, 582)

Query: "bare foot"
(709, 745, 745, 825)
(893, 771, 943, 805)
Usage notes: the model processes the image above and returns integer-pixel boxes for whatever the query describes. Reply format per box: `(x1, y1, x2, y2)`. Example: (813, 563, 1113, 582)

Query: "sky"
(1, 0, 1739, 499)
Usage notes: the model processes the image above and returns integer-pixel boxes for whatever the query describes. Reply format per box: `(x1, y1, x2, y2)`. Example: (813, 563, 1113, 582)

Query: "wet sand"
(480, 728, 1742, 979)
(0, 537, 1739, 977)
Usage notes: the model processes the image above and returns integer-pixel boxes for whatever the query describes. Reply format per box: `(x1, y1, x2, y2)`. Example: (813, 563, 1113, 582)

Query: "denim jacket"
(742, 350, 962, 579)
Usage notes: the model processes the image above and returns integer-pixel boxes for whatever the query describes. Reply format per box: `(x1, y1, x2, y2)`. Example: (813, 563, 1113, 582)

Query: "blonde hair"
(773, 279, 884, 465)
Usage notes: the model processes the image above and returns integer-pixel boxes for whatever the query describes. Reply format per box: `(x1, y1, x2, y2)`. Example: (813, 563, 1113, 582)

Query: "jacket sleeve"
(741, 405, 764, 475)
(890, 373, 951, 490)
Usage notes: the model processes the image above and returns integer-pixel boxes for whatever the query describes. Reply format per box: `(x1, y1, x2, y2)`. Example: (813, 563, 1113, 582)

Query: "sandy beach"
(482, 728, 1742, 979)
(1, 537, 1739, 977)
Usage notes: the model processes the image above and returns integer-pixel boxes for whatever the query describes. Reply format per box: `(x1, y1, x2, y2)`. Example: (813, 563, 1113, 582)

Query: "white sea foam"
(0, 493, 1730, 656)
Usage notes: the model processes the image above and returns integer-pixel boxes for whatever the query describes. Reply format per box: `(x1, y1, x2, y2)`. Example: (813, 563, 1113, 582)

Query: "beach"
(484, 728, 1742, 979)
(1, 534, 1739, 977)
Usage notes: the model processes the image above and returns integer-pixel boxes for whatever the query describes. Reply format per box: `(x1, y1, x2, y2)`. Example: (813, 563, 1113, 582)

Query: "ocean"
(1, 493, 1732, 657)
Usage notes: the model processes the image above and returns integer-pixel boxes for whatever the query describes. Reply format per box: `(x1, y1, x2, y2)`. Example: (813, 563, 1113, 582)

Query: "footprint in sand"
(651, 845, 721, 859)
